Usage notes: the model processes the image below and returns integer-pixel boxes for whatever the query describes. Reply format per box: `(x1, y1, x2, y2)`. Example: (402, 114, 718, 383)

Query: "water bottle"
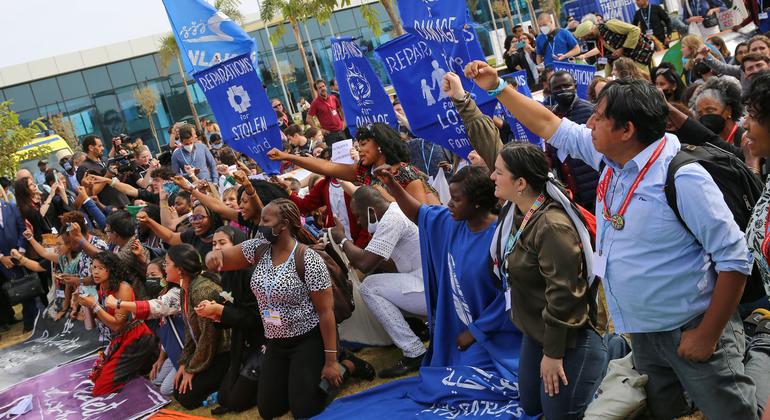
(202, 392, 218, 408)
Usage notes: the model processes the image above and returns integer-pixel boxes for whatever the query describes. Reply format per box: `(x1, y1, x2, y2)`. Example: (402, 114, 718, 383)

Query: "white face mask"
(367, 207, 379, 234)
(183, 144, 194, 153)
(540, 25, 552, 35)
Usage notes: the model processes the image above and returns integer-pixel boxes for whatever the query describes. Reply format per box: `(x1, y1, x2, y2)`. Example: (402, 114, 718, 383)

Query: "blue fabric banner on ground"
(497, 71, 543, 148)
(161, 0, 257, 75)
(331, 37, 397, 137)
(376, 33, 473, 159)
(194, 53, 282, 175)
(551, 61, 596, 101)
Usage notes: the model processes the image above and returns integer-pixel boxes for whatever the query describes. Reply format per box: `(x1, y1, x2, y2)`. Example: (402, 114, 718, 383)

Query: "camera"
(107, 155, 132, 175)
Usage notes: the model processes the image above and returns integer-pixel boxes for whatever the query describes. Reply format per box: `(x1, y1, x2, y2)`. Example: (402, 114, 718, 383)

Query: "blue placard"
(161, 0, 257, 75)
(331, 37, 397, 137)
(376, 33, 473, 159)
(193, 54, 282, 175)
(497, 71, 543, 148)
(599, 0, 637, 22)
(398, 0, 469, 34)
(551, 61, 596, 101)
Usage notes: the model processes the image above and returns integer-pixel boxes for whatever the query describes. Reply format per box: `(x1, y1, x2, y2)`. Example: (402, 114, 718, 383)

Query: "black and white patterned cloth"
(242, 238, 331, 339)
(746, 177, 770, 296)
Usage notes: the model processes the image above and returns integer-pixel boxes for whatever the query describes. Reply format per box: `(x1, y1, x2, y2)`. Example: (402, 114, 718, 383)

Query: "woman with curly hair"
(689, 76, 745, 145)
(75, 251, 158, 396)
(611, 57, 650, 81)
(267, 123, 440, 204)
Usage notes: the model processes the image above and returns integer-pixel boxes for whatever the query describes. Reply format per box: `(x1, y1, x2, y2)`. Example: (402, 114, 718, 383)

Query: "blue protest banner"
(599, 0, 637, 22)
(161, 0, 257, 75)
(398, 0, 496, 116)
(375, 33, 473, 159)
(194, 54, 281, 175)
(331, 37, 397, 137)
(398, 0, 468, 34)
(563, 0, 602, 20)
(497, 71, 543, 148)
(551, 61, 596, 100)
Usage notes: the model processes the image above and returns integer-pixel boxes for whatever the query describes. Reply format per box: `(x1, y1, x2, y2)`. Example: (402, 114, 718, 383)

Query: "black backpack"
(664, 142, 766, 303)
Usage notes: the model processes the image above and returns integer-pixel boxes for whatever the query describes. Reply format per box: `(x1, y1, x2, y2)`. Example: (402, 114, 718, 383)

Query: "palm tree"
(343, 0, 404, 37)
(261, 0, 336, 100)
(157, 0, 246, 132)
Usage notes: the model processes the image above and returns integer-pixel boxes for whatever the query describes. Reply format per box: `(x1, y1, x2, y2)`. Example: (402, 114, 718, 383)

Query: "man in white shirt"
(330, 186, 426, 378)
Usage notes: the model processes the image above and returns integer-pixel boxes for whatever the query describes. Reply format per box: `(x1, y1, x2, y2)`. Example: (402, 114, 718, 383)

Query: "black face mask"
(699, 114, 726, 134)
(257, 224, 281, 243)
(554, 91, 576, 107)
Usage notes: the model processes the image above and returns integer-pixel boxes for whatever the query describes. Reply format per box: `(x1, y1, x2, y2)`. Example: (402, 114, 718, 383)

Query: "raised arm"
(266, 148, 358, 182)
(205, 243, 252, 273)
(20, 230, 57, 263)
(443, 71, 502, 172)
(11, 249, 46, 272)
(136, 211, 182, 245)
(373, 165, 421, 223)
(465, 61, 562, 140)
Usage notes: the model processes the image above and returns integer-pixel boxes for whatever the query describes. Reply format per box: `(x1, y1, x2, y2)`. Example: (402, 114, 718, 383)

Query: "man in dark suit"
(0, 197, 31, 331)
(633, 0, 672, 47)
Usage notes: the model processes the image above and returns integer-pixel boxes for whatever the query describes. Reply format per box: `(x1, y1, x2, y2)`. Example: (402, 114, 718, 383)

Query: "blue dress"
(314, 206, 531, 419)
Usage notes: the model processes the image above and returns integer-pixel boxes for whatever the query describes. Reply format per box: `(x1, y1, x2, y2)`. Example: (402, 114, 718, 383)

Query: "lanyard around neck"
(265, 240, 298, 308)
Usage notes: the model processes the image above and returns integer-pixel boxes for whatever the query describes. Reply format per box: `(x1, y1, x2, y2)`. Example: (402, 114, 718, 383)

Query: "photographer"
(108, 134, 130, 159)
(76, 135, 130, 208)
(124, 146, 159, 190)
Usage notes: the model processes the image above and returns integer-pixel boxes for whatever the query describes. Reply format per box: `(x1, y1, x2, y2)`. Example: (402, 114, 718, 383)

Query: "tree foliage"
(48, 113, 78, 151)
(0, 102, 50, 178)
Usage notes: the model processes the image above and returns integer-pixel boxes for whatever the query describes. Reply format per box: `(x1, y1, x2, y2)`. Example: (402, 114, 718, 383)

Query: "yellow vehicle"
(15, 133, 74, 175)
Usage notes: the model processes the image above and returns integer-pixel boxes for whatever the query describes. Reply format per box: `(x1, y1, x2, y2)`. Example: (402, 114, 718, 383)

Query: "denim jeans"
(519, 328, 608, 420)
(631, 312, 757, 419)
(745, 327, 770, 416)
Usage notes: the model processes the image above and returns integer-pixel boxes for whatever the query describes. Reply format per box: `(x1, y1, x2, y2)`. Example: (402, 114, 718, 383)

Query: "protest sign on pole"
(194, 54, 282, 175)
(376, 33, 473, 159)
(161, 0, 257, 75)
(398, 1, 498, 116)
(552, 61, 596, 100)
(331, 37, 398, 137)
(497, 71, 543, 148)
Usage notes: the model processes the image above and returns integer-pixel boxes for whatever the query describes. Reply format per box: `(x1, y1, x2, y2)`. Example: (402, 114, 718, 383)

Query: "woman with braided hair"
(205, 199, 373, 419)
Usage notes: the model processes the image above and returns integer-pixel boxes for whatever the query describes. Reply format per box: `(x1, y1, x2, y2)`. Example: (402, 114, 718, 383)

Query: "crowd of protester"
(1, 5, 770, 418)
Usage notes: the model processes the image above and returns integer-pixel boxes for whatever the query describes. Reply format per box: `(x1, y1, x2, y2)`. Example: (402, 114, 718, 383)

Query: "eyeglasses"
(189, 214, 207, 222)
(272, 104, 282, 109)
(104, 228, 113, 234)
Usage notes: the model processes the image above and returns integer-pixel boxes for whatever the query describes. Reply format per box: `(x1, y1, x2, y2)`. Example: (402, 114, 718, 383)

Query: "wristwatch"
(487, 77, 508, 97)
(117, 299, 122, 310)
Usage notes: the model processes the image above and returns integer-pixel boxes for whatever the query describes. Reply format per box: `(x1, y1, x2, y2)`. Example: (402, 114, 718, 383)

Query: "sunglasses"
(189, 214, 207, 222)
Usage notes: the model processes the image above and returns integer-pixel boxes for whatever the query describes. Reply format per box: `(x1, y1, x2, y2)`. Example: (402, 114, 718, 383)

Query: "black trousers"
(174, 352, 230, 409)
(218, 364, 259, 412)
(257, 327, 327, 419)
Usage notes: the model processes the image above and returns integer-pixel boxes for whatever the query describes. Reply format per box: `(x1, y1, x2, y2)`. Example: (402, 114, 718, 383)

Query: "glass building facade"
(1, 2, 540, 154)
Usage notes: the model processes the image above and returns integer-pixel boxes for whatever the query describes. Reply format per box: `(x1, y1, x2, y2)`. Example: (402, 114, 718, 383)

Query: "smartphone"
(319, 364, 347, 394)
(515, 41, 525, 49)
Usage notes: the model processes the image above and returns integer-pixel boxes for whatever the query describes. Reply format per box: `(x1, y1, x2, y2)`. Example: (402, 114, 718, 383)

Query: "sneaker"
(340, 350, 375, 381)
(378, 354, 424, 379)
(744, 308, 770, 336)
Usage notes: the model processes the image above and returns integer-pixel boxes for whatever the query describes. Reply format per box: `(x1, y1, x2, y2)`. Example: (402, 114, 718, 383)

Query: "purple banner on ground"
(0, 312, 103, 391)
(0, 356, 167, 419)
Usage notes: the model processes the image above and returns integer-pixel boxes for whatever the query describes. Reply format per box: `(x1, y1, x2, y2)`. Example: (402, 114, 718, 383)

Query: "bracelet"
(116, 299, 122, 310)
(93, 305, 102, 314)
(324, 349, 338, 353)
(111, 177, 119, 187)
(487, 77, 507, 97)
(339, 238, 349, 248)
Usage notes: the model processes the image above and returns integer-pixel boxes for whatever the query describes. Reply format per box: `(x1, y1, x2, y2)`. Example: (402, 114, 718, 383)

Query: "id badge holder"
(759, 12, 768, 19)
(263, 309, 282, 326)
(331, 109, 338, 116)
(646, 29, 654, 36)
(597, 57, 608, 65)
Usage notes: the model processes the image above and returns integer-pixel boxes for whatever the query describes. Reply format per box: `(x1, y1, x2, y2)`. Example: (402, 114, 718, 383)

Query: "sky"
(0, 0, 262, 68)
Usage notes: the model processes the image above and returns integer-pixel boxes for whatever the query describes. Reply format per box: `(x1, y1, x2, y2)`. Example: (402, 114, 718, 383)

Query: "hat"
(574, 21, 595, 39)
(38, 159, 48, 166)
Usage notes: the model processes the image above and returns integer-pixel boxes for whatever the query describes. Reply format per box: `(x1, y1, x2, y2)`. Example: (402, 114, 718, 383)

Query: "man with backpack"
(331, 186, 426, 379)
(465, 60, 758, 418)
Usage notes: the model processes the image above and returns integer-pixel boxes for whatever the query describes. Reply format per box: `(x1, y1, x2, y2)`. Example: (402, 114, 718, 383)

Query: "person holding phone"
(504, 32, 540, 91)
